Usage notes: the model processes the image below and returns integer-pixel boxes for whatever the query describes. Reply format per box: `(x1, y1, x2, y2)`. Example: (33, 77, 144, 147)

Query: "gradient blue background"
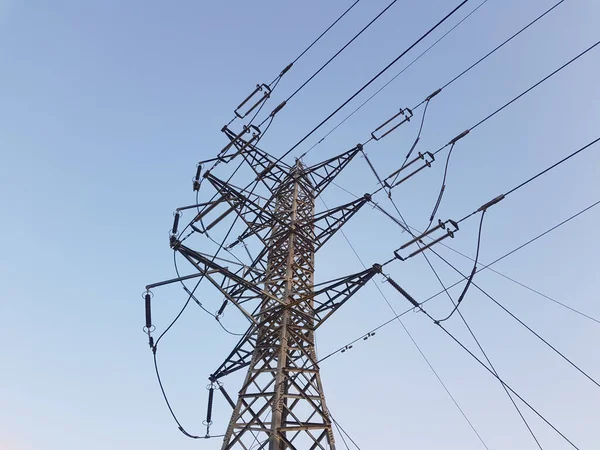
(1, 1, 599, 449)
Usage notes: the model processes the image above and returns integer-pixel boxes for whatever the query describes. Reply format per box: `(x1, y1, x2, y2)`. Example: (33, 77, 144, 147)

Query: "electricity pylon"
(146, 126, 381, 449)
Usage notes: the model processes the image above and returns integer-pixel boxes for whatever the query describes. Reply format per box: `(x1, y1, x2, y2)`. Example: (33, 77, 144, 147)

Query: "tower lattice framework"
(148, 141, 380, 450)
(221, 160, 335, 450)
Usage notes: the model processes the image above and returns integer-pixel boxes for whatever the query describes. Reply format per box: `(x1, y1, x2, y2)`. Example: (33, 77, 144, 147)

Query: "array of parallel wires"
(146, 0, 600, 447)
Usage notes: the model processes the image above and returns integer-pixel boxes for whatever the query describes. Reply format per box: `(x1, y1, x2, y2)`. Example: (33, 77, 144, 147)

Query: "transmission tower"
(145, 124, 380, 449)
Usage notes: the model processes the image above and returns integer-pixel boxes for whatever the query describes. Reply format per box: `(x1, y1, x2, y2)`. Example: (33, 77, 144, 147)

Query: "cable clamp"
(448, 129, 470, 145)
(477, 194, 505, 212)
(426, 88, 442, 101)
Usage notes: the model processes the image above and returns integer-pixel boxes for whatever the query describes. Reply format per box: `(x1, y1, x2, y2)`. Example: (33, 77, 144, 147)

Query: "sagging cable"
(370, 107, 413, 141)
(383, 151, 435, 191)
(435, 210, 486, 323)
(428, 142, 454, 225)
(394, 219, 459, 261)
(427, 130, 470, 225)
(234, 83, 272, 119)
(404, 98, 433, 164)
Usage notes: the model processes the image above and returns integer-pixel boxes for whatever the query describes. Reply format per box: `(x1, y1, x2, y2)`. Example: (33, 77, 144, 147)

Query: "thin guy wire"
(398, 208, 600, 392)
(424, 312, 580, 449)
(330, 413, 362, 450)
(385, 194, 543, 448)
(410, 224, 600, 325)
(320, 197, 492, 450)
(333, 176, 600, 325)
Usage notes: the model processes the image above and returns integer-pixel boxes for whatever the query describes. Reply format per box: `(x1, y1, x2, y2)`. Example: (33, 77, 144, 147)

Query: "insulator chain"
(370, 107, 413, 141)
(394, 219, 459, 261)
(143, 291, 155, 350)
(203, 383, 216, 438)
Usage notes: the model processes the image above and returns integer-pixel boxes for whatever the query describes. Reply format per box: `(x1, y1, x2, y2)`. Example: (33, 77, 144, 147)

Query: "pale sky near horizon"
(1, 1, 599, 449)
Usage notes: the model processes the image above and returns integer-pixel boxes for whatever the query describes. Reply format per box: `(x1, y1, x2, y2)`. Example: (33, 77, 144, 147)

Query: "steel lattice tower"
(145, 132, 381, 449)
(220, 160, 336, 450)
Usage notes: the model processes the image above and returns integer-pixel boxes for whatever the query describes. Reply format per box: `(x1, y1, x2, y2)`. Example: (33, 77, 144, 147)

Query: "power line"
(379, 185, 544, 448)
(278, 0, 471, 162)
(466, 39, 600, 133)
(330, 413, 362, 450)
(435, 210, 486, 323)
(226, 1, 361, 126)
(301, 0, 492, 157)
(505, 138, 600, 197)
(457, 136, 600, 224)
(412, 225, 600, 326)
(282, 0, 400, 106)
(289, 0, 361, 67)
(305, 0, 567, 156)
(439, 0, 567, 92)
(321, 197, 492, 450)
(426, 312, 580, 449)
(319, 197, 600, 363)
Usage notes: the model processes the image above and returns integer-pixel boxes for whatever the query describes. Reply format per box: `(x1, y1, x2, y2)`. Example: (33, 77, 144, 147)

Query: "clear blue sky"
(1, 1, 599, 449)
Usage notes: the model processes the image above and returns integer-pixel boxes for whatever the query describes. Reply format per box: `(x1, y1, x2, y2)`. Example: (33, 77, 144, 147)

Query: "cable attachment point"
(370, 107, 413, 141)
(426, 88, 442, 102)
(448, 129, 470, 145)
(363, 331, 376, 341)
(384, 151, 435, 190)
(394, 219, 459, 261)
(477, 194, 505, 213)
(193, 164, 202, 191)
(279, 62, 293, 77)
(269, 100, 287, 118)
(234, 83, 272, 119)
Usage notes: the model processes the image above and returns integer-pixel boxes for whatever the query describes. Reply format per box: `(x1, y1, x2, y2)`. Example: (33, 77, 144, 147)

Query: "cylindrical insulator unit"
(194, 164, 202, 182)
(172, 213, 180, 235)
(387, 278, 420, 308)
(219, 385, 236, 409)
(145, 293, 152, 329)
(217, 300, 228, 317)
(206, 387, 214, 424)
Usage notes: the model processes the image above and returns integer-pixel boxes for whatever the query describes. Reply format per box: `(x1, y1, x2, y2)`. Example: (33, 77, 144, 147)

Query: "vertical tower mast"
(222, 160, 336, 450)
